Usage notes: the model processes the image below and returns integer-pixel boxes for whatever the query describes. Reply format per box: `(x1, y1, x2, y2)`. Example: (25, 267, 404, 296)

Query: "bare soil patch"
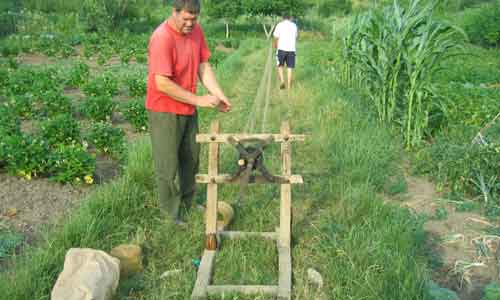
(388, 175, 500, 300)
(0, 173, 93, 240)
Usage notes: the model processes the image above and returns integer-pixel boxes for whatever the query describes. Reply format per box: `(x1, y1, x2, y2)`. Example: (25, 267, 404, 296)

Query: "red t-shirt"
(145, 21, 211, 115)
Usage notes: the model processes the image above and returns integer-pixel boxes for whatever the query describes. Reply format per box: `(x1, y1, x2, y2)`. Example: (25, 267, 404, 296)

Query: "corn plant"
(343, 0, 464, 149)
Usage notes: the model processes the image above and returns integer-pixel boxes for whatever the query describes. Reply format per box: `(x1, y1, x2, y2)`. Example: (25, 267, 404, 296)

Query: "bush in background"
(120, 99, 148, 132)
(462, 1, 500, 47)
(81, 96, 116, 122)
(86, 121, 126, 159)
(40, 114, 81, 146)
(47, 143, 96, 184)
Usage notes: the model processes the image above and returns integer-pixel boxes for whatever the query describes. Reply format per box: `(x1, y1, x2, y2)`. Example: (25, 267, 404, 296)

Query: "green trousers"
(148, 111, 199, 221)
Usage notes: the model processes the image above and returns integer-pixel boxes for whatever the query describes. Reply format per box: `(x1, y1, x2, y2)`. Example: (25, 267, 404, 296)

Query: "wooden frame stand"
(191, 121, 305, 300)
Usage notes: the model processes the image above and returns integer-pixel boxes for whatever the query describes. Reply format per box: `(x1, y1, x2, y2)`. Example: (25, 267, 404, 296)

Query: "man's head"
(171, 0, 200, 34)
(283, 14, 291, 20)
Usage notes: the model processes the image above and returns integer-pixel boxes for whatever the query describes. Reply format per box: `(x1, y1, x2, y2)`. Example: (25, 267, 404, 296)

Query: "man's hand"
(216, 95, 231, 112)
(196, 95, 220, 108)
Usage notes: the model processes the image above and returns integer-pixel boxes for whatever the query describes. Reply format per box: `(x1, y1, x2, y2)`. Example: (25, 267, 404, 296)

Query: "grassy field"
(0, 34, 432, 299)
(1, 1, 499, 299)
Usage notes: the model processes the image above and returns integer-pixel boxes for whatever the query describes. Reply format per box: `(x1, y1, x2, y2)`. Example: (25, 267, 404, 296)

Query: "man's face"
(172, 9, 198, 34)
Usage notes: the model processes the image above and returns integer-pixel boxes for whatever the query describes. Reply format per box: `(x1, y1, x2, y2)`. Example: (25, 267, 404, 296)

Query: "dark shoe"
(279, 83, 285, 90)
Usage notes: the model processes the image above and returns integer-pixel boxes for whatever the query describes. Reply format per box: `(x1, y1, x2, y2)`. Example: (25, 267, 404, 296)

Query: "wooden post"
(280, 121, 291, 248)
(205, 121, 219, 250)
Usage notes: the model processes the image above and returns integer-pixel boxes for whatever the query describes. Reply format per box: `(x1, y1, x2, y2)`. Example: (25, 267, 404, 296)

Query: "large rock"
(51, 248, 120, 300)
(217, 201, 234, 231)
(110, 244, 143, 277)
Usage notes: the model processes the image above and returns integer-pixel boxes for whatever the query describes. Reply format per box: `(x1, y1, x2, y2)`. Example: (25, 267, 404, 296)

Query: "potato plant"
(40, 114, 81, 146)
(87, 121, 126, 159)
(81, 95, 116, 122)
(120, 99, 148, 132)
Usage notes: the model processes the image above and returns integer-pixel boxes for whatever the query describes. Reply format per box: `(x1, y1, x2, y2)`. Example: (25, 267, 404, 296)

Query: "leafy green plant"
(1, 134, 51, 179)
(120, 99, 148, 132)
(66, 61, 90, 87)
(462, 1, 500, 47)
(87, 121, 126, 159)
(47, 143, 95, 184)
(0, 230, 23, 259)
(40, 114, 81, 146)
(82, 72, 119, 97)
(81, 95, 116, 122)
(37, 91, 73, 118)
(8, 94, 34, 119)
(124, 74, 146, 97)
(343, 0, 464, 149)
(0, 104, 20, 136)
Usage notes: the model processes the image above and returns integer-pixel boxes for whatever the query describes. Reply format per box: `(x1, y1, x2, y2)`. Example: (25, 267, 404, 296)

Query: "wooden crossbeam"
(218, 230, 277, 240)
(196, 174, 303, 184)
(206, 285, 278, 296)
(196, 133, 305, 143)
(191, 250, 216, 300)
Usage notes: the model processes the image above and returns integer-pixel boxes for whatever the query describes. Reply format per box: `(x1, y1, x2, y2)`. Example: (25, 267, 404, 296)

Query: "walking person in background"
(273, 14, 298, 90)
(146, 0, 231, 225)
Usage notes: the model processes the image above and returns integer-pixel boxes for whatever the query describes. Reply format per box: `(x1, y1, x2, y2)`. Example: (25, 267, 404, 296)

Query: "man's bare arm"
(198, 62, 231, 112)
(155, 74, 219, 108)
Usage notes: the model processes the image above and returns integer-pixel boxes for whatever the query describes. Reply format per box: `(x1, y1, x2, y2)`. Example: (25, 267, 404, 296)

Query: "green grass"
(0, 33, 431, 300)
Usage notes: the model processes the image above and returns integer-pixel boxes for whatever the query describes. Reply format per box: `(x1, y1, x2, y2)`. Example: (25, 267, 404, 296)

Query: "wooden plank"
(196, 133, 305, 143)
(196, 174, 303, 185)
(280, 121, 292, 248)
(206, 285, 278, 296)
(191, 250, 216, 300)
(218, 231, 277, 240)
(205, 121, 219, 240)
(278, 246, 292, 300)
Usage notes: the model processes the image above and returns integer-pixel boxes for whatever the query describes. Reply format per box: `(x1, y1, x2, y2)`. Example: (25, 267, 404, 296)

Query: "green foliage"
(7, 94, 35, 119)
(40, 114, 81, 146)
(66, 61, 90, 87)
(415, 125, 499, 203)
(37, 91, 73, 118)
(426, 281, 459, 300)
(343, 0, 464, 149)
(0, 230, 23, 259)
(318, 0, 352, 17)
(124, 74, 146, 97)
(120, 99, 148, 132)
(0, 1, 21, 37)
(462, 1, 500, 47)
(86, 121, 126, 159)
(483, 283, 500, 300)
(47, 143, 95, 183)
(242, 0, 307, 17)
(81, 95, 117, 122)
(82, 72, 119, 97)
(0, 104, 20, 136)
(1, 134, 51, 178)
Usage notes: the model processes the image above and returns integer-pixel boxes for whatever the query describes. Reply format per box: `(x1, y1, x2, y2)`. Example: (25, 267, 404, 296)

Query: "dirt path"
(391, 175, 500, 300)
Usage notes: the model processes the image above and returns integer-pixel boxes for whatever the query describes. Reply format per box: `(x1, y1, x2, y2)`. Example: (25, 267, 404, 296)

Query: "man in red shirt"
(146, 0, 231, 224)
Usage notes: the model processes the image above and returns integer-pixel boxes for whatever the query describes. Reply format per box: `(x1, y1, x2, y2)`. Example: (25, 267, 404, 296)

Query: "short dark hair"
(173, 0, 200, 14)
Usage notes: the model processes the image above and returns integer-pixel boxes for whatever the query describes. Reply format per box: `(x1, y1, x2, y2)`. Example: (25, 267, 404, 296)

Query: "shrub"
(40, 114, 81, 146)
(318, 0, 352, 17)
(120, 99, 148, 131)
(87, 121, 126, 159)
(47, 143, 96, 184)
(462, 1, 500, 47)
(0, 230, 23, 259)
(81, 95, 116, 122)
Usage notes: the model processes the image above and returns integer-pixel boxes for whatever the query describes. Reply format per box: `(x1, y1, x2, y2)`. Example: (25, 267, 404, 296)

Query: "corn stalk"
(342, 0, 463, 149)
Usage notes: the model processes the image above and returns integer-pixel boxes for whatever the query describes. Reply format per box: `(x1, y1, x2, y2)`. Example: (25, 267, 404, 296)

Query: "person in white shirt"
(273, 15, 298, 90)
